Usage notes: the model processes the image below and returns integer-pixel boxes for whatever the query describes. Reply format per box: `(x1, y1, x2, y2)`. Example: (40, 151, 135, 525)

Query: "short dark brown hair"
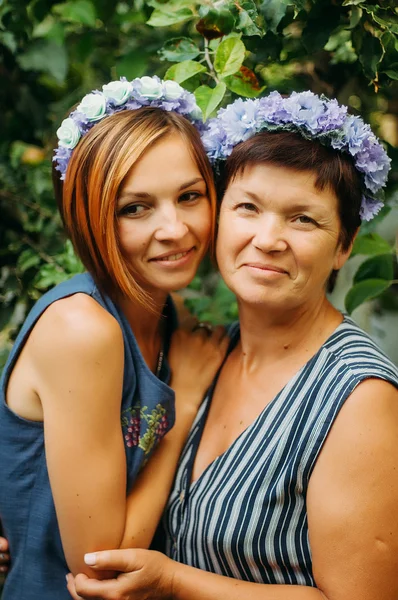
(221, 131, 361, 291)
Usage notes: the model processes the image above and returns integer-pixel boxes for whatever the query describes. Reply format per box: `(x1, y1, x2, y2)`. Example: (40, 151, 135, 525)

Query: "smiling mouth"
(245, 263, 287, 274)
(151, 248, 194, 262)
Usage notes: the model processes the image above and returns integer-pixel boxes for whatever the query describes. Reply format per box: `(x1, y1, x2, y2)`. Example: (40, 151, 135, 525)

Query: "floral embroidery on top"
(121, 403, 169, 455)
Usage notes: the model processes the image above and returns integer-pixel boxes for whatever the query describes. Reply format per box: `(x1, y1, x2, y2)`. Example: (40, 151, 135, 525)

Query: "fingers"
(66, 574, 85, 600)
(0, 536, 9, 552)
(0, 537, 10, 573)
(84, 549, 139, 573)
(73, 573, 124, 600)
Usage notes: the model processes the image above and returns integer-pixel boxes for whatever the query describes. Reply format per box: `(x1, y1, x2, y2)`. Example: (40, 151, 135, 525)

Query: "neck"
(236, 295, 342, 373)
(116, 291, 168, 367)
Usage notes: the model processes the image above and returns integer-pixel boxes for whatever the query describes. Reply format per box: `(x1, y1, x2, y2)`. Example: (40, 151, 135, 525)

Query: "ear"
(333, 228, 359, 271)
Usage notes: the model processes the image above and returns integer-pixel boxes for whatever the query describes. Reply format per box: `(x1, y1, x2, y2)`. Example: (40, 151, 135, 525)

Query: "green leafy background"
(1, 0, 398, 375)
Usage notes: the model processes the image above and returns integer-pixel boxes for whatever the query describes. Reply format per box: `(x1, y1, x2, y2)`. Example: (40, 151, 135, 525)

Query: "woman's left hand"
(66, 549, 176, 600)
(0, 535, 10, 574)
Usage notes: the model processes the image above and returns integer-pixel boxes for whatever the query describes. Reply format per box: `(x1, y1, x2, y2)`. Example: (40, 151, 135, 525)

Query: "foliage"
(0, 0, 398, 368)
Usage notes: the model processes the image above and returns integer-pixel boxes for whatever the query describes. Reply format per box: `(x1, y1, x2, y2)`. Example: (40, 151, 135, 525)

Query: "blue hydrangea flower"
(202, 91, 390, 221)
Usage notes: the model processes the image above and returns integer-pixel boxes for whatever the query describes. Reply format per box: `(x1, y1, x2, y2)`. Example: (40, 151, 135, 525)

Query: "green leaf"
(345, 279, 391, 314)
(259, 0, 290, 34)
(353, 254, 394, 284)
(214, 37, 245, 78)
(33, 264, 68, 291)
(342, 0, 364, 5)
(351, 233, 393, 256)
(348, 6, 362, 29)
(382, 63, 398, 79)
(53, 0, 97, 27)
(196, 8, 235, 40)
(17, 40, 68, 83)
(224, 66, 265, 97)
(194, 83, 226, 120)
(158, 37, 201, 62)
(116, 50, 148, 80)
(165, 60, 207, 84)
(233, 1, 264, 37)
(359, 32, 384, 79)
(17, 249, 41, 273)
(147, 7, 193, 27)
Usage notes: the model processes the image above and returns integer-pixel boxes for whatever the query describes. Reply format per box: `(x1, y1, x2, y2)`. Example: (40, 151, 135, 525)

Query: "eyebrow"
(239, 190, 327, 213)
(119, 177, 206, 200)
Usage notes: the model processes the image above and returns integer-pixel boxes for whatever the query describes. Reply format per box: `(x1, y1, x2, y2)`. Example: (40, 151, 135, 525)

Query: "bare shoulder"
(330, 377, 398, 442)
(28, 293, 124, 369)
(311, 377, 398, 478)
(308, 378, 398, 599)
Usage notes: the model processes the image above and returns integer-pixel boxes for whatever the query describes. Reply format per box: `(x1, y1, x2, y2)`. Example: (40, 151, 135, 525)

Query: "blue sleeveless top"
(164, 317, 398, 586)
(0, 273, 177, 600)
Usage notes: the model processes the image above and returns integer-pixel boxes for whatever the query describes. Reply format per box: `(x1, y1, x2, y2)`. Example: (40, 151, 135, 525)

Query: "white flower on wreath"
(102, 80, 132, 106)
(138, 76, 163, 100)
(77, 92, 107, 121)
(163, 80, 184, 101)
(56, 118, 81, 149)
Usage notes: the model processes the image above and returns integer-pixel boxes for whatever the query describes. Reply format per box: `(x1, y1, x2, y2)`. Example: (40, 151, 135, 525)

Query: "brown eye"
(179, 192, 201, 203)
(119, 204, 147, 217)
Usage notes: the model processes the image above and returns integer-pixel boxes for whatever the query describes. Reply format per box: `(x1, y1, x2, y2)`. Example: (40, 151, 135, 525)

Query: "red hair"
(53, 107, 216, 305)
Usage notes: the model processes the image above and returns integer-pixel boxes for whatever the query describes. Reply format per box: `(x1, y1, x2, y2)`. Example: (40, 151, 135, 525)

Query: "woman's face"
(216, 163, 352, 313)
(117, 132, 212, 296)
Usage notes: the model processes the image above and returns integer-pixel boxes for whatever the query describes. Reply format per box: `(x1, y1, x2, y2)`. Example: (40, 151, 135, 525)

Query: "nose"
(154, 204, 189, 242)
(252, 214, 288, 253)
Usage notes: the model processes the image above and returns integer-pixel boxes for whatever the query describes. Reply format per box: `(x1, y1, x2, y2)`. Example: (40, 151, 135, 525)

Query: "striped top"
(163, 316, 398, 586)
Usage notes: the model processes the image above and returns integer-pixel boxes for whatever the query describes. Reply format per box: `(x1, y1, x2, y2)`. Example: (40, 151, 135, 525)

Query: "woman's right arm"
(28, 294, 127, 578)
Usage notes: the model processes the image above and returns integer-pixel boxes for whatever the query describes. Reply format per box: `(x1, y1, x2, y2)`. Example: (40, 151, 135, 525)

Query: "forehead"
(225, 163, 338, 211)
(123, 132, 202, 191)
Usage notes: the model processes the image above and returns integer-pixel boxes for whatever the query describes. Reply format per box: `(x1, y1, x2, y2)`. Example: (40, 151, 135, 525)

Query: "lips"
(150, 247, 194, 262)
(244, 262, 288, 274)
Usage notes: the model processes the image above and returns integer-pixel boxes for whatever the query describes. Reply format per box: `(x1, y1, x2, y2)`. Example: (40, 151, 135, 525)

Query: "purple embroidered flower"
(202, 91, 390, 221)
(124, 414, 141, 448)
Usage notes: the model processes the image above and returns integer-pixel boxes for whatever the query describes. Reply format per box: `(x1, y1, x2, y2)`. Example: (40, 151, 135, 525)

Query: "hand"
(66, 549, 175, 600)
(169, 321, 229, 412)
(0, 536, 10, 575)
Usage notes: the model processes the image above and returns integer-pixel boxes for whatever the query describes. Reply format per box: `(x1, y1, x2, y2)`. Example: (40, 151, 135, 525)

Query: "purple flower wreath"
(201, 91, 391, 221)
(53, 76, 203, 181)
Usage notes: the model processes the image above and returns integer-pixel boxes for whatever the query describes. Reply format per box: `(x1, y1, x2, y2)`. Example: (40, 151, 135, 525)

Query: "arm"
(119, 325, 230, 549)
(67, 378, 398, 600)
(29, 294, 126, 578)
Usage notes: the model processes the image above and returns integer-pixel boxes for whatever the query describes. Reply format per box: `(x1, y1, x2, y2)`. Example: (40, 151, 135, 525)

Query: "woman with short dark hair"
(68, 91, 398, 600)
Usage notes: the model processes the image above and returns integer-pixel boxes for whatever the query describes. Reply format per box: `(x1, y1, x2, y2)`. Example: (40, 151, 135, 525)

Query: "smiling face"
(216, 163, 353, 314)
(117, 132, 212, 297)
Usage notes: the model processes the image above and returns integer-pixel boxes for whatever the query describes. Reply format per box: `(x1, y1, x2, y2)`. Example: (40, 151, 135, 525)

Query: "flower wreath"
(53, 76, 203, 181)
(201, 91, 391, 221)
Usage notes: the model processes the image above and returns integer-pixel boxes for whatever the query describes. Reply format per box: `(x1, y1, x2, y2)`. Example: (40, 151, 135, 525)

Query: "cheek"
(117, 221, 142, 256)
